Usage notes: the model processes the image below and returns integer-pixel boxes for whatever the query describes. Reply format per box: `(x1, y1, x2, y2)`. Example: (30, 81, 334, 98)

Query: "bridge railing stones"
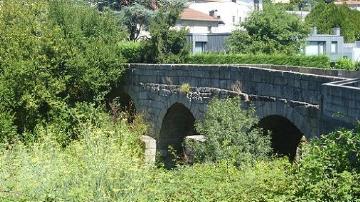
(127, 64, 344, 105)
(321, 78, 360, 133)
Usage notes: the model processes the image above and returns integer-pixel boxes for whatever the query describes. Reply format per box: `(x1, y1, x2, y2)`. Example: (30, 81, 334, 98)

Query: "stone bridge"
(109, 64, 360, 161)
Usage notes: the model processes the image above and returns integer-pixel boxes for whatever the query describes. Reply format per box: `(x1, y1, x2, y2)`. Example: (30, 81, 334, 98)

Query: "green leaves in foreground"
(0, 0, 127, 143)
(189, 98, 271, 166)
(294, 129, 360, 201)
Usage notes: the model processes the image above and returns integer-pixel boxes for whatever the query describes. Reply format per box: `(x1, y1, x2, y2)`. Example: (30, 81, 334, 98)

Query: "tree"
(0, 0, 127, 143)
(143, 0, 189, 63)
(188, 98, 271, 166)
(305, 3, 360, 42)
(227, 4, 309, 54)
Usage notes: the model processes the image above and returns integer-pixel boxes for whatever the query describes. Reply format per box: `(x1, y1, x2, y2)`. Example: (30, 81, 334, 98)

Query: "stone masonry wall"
(121, 64, 359, 139)
(321, 79, 360, 134)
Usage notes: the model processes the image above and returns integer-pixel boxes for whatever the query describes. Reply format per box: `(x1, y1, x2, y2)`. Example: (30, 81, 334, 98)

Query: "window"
(305, 41, 326, 56)
(331, 41, 338, 54)
(318, 41, 325, 55)
(239, 17, 242, 23)
(232, 0, 236, 2)
(194, 42, 206, 53)
(232, 16, 235, 25)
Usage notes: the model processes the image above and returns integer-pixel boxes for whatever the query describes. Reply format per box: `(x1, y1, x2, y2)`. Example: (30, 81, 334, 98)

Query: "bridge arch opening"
(258, 115, 304, 160)
(107, 91, 136, 123)
(159, 103, 196, 168)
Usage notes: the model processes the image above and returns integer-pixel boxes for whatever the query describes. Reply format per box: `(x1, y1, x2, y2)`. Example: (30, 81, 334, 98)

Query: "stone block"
(140, 135, 156, 165)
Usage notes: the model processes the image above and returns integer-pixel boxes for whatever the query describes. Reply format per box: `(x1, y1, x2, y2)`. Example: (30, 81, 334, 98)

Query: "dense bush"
(306, 3, 360, 42)
(118, 41, 145, 63)
(0, 0, 127, 143)
(142, 3, 190, 63)
(335, 58, 359, 71)
(186, 53, 331, 68)
(227, 3, 309, 54)
(293, 128, 360, 201)
(0, 106, 146, 201)
(188, 98, 271, 166)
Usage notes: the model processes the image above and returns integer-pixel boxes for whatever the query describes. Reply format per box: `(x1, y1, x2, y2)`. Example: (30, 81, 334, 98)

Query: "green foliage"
(227, 4, 309, 54)
(0, 115, 294, 201)
(0, 0, 127, 143)
(119, 1, 155, 41)
(306, 3, 360, 42)
(335, 57, 359, 71)
(143, 2, 189, 63)
(0, 104, 359, 201)
(0, 108, 146, 201)
(293, 128, 360, 201)
(118, 41, 145, 63)
(179, 83, 191, 94)
(186, 53, 331, 68)
(191, 98, 271, 166)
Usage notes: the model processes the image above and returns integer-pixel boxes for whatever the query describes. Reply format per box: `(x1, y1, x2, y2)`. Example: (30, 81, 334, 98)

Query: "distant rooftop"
(180, 8, 223, 22)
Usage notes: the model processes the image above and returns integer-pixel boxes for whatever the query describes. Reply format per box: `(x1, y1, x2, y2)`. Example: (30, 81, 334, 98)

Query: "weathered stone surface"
(120, 64, 360, 147)
(140, 135, 156, 165)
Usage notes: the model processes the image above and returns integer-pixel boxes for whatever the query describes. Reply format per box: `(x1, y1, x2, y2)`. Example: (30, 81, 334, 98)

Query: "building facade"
(304, 27, 360, 62)
(186, 0, 263, 33)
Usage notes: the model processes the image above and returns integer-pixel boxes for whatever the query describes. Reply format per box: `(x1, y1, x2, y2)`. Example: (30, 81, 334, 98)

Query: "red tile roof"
(180, 8, 222, 22)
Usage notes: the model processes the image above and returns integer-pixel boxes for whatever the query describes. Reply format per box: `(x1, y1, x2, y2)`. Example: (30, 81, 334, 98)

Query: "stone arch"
(106, 89, 137, 123)
(253, 100, 318, 139)
(158, 102, 197, 168)
(258, 115, 304, 160)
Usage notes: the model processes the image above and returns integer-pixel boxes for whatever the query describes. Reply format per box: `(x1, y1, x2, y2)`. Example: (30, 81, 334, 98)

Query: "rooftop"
(180, 8, 223, 22)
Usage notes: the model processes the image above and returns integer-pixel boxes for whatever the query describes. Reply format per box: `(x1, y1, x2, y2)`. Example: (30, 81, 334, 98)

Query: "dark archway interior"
(259, 115, 303, 160)
(159, 103, 196, 168)
(107, 92, 136, 123)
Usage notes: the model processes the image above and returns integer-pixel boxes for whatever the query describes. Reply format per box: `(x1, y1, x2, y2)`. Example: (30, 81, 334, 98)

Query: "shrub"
(0, 0, 127, 143)
(118, 41, 144, 63)
(227, 3, 309, 54)
(189, 98, 271, 166)
(143, 5, 190, 63)
(186, 53, 331, 68)
(0, 110, 146, 201)
(335, 58, 358, 71)
(293, 128, 360, 201)
(179, 83, 191, 94)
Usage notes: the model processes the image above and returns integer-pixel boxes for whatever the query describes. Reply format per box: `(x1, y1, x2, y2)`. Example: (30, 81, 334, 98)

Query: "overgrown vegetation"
(0, 1, 359, 201)
(306, 2, 360, 42)
(227, 3, 309, 54)
(1, 98, 359, 201)
(188, 98, 271, 166)
(142, 2, 189, 63)
(179, 83, 191, 94)
(0, 0, 129, 144)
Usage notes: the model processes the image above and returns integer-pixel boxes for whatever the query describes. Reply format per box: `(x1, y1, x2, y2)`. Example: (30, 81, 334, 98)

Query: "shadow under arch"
(106, 90, 136, 123)
(258, 115, 304, 160)
(158, 103, 196, 168)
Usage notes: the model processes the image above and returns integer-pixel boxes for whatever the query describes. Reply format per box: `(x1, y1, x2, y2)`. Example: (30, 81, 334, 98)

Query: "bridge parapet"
(127, 64, 343, 105)
(321, 78, 360, 133)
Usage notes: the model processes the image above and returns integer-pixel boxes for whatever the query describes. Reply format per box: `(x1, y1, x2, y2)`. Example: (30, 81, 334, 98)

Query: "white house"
(176, 8, 224, 33)
(182, 0, 262, 33)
